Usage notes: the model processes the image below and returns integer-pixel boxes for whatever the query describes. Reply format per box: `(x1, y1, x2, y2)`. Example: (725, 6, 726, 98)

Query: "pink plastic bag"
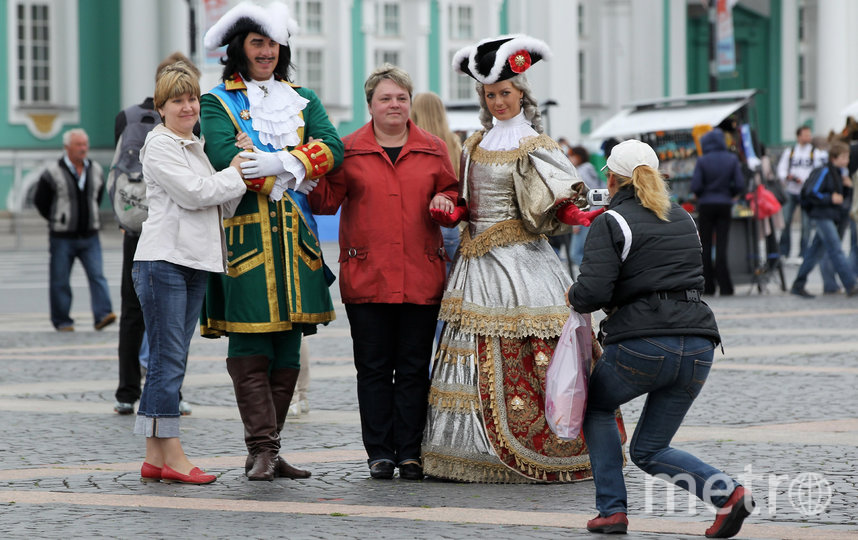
(545, 310, 592, 440)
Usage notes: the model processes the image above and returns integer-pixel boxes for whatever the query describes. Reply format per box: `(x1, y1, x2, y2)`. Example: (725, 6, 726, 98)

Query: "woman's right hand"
(229, 153, 249, 176)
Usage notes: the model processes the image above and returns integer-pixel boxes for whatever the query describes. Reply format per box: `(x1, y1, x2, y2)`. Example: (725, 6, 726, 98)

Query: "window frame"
(6, 0, 79, 139)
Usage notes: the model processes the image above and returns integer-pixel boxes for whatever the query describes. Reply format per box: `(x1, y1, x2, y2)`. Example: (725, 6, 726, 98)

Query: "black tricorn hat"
(452, 34, 552, 84)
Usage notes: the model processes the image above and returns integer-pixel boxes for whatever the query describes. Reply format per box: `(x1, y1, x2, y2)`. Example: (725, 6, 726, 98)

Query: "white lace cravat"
(245, 76, 309, 149)
(479, 110, 538, 151)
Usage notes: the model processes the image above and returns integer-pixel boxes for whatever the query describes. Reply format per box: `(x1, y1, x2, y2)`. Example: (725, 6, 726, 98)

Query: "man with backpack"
(790, 141, 857, 298)
(111, 52, 197, 415)
(776, 126, 827, 260)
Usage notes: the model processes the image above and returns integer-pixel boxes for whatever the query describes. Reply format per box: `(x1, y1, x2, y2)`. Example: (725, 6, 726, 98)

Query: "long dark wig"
(220, 31, 294, 82)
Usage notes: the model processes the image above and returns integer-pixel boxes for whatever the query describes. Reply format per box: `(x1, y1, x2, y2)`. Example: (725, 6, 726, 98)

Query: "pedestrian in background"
(776, 125, 827, 259)
(34, 128, 116, 333)
(789, 141, 858, 298)
(691, 128, 745, 296)
(568, 139, 753, 537)
(568, 145, 603, 272)
(310, 64, 458, 481)
(112, 51, 197, 417)
(411, 91, 463, 266)
(133, 61, 247, 485)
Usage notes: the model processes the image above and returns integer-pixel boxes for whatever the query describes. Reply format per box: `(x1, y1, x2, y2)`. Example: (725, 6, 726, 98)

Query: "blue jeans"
(48, 235, 113, 329)
(132, 260, 208, 438)
(819, 217, 852, 292)
(792, 218, 857, 292)
(570, 225, 590, 267)
(441, 225, 460, 274)
(583, 336, 736, 516)
(851, 220, 858, 275)
(778, 193, 809, 258)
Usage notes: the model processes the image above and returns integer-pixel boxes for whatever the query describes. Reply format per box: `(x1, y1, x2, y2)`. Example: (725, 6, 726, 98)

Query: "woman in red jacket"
(310, 64, 458, 481)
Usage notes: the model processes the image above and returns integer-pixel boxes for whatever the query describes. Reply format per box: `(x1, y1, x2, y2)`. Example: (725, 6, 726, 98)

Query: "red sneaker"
(161, 465, 216, 485)
(705, 486, 754, 538)
(586, 512, 628, 534)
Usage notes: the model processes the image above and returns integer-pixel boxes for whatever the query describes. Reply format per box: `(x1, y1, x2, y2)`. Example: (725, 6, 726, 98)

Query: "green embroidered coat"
(200, 76, 344, 336)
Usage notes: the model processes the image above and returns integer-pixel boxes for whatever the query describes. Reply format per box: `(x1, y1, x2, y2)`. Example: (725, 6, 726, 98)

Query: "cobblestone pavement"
(1, 228, 857, 539)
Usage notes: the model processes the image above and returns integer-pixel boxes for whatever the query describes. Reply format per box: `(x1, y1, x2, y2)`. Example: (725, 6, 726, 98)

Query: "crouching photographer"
(565, 140, 754, 538)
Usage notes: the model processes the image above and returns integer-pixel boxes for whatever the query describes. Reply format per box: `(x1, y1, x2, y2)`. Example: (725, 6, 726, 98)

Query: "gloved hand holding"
(556, 202, 606, 226)
(239, 148, 287, 178)
(295, 178, 319, 195)
(430, 205, 468, 227)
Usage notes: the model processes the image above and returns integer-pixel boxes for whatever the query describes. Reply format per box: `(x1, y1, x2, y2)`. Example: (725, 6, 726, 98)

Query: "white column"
(628, 0, 661, 101)
(544, 0, 579, 140)
(158, 0, 191, 61)
(120, 0, 159, 108)
(815, 0, 850, 135)
(668, 0, 687, 97)
(779, 0, 799, 142)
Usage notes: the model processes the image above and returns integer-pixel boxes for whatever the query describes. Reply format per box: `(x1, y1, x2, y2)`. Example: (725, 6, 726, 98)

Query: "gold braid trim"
(466, 133, 561, 165)
(423, 451, 537, 484)
(436, 341, 477, 360)
(482, 338, 592, 481)
(439, 296, 569, 339)
(428, 386, 479, 413)
(458, 219, 544, 259)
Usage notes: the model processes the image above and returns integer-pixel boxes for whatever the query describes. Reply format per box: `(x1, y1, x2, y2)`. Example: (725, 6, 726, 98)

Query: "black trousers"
(115, 233, 145, 403)
(698, 203, 734, 295)
(345, 302, 439, 465)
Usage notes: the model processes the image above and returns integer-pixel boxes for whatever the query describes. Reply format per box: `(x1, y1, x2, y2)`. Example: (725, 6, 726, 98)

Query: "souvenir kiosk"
(589, 90, 761, 285)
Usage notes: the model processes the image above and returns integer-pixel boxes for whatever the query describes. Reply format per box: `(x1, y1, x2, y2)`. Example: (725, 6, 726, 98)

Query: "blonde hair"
(411, 92, 462, 177)
(156, 51, 200, 82)
(364, 63, 413, 104)
(611, 166, 672, 221)
(153, 61, 201, 111)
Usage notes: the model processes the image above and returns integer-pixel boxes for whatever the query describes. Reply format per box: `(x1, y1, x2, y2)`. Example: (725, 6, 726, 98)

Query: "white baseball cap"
(604, 140, 659, 177)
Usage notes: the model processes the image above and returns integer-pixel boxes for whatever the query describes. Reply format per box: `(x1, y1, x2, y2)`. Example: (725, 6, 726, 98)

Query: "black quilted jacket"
(568, 186, 720, 346)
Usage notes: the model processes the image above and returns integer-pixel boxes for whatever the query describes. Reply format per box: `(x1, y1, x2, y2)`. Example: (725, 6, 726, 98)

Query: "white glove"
(239, 149, 287, 178)
(295, 178, 319, 195)
(268, 174, 296, 202)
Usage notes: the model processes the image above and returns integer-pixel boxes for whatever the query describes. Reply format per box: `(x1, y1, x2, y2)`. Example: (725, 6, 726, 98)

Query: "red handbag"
(747, 184, 782, 219)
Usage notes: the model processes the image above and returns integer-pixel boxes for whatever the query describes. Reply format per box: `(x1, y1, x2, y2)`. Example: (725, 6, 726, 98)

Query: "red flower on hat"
(508, 50, 531, 73)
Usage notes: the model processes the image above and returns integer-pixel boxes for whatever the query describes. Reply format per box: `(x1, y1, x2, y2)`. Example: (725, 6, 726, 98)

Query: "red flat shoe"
(140, 462, 162, 483)
(586, 512, 628, 534)
(705, 486, 754, 538)
(161, 465, 216, 485)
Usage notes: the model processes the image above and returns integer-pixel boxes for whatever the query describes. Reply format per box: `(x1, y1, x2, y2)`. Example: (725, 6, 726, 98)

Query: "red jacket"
(310, 120, 458, 304)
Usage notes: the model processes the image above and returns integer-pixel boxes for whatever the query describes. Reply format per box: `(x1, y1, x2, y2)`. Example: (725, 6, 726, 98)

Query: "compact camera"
(587, 188, 611, 207)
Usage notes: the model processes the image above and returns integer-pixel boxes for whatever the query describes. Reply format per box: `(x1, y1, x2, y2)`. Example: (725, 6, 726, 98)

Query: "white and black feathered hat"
(452, 34, 551, 84)
(203, 1, 299, 50)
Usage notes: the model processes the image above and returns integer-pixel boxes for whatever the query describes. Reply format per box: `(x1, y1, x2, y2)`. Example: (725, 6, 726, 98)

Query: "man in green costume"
(200, 0, 343, 481)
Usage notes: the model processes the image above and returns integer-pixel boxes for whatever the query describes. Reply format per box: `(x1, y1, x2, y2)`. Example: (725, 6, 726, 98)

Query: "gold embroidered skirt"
(423, 221, 593, 483)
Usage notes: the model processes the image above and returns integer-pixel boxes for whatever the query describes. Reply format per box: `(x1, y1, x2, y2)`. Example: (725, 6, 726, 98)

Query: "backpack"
(800, 166, 828, 211)
(107, 105, 161, 233)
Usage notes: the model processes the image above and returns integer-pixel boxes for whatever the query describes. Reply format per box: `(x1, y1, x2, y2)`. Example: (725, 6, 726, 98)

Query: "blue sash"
(209, 84, 320, 240)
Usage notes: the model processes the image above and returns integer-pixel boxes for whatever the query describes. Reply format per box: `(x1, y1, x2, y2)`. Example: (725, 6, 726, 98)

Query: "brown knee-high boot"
(269, 367, 311, 478)
(226, 355, 278, 481)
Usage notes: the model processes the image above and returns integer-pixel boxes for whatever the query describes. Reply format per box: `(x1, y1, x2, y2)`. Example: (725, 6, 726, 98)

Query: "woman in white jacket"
(133, 62, 247, 485)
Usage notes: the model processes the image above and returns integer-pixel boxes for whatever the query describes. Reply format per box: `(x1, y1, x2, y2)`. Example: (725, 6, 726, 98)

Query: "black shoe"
(790, 287, 815, 299)
(369, 460, 394, 479)
(848, 285, 858, 297)
(398, 460, 424, 480)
